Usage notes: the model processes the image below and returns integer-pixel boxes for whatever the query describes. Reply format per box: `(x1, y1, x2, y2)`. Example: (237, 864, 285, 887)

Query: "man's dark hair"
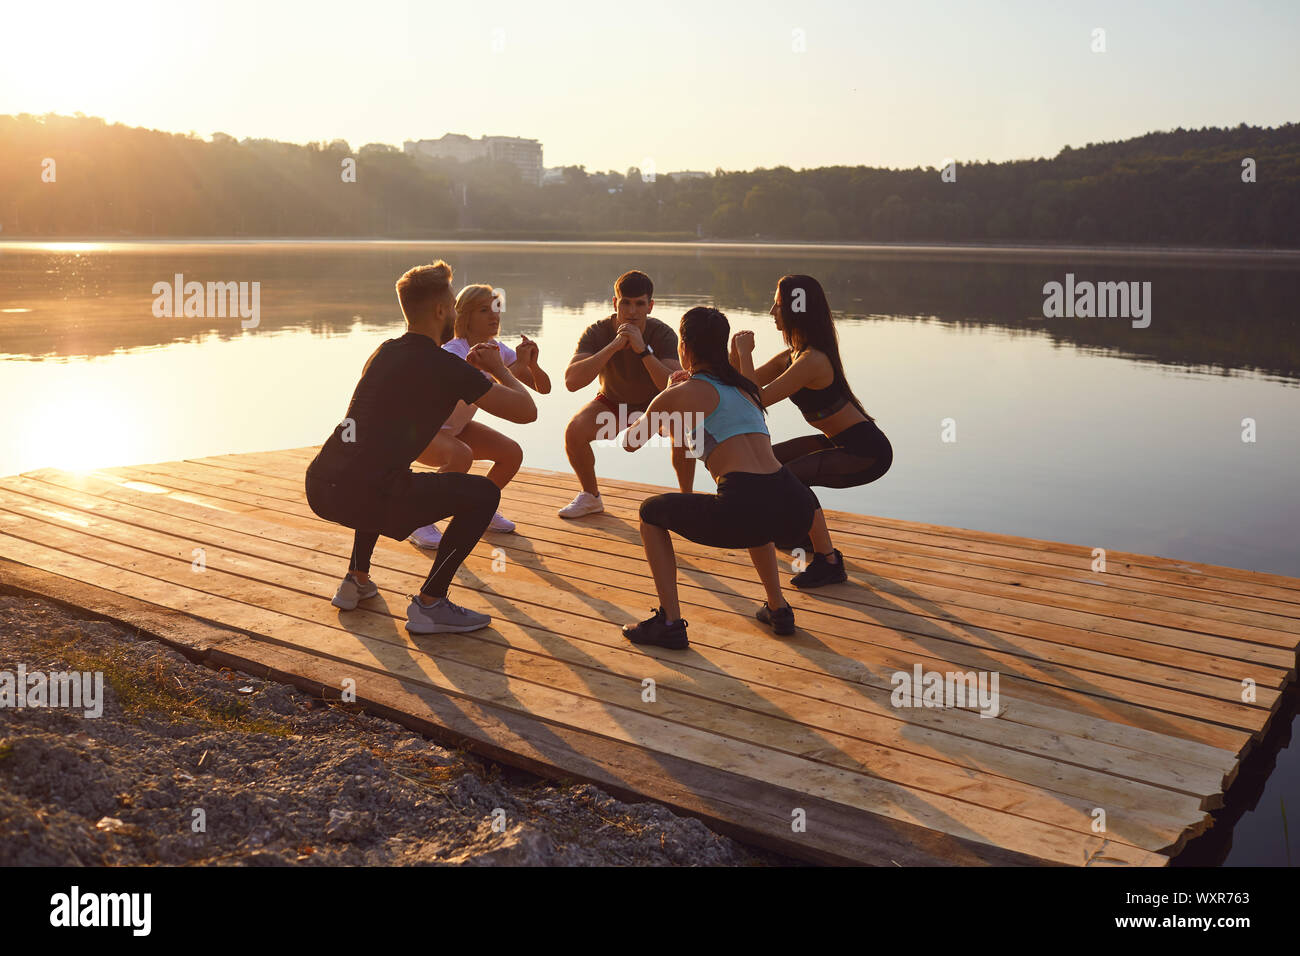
(614, 270, 654, 300)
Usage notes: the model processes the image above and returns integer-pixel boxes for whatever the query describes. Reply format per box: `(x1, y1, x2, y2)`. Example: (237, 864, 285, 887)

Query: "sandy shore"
(0, 590, 789, 866)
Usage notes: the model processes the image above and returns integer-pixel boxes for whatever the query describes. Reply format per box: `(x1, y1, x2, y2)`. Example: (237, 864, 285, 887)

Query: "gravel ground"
(0, 591, 791, 866)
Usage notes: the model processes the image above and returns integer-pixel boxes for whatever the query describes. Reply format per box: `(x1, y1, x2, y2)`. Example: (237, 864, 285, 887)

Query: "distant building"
(404, 134, 544, 185)
(667, 170, 710, 181)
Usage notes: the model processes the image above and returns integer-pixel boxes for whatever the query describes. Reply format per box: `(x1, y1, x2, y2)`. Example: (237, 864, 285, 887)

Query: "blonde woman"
(409, 284, 551, 548)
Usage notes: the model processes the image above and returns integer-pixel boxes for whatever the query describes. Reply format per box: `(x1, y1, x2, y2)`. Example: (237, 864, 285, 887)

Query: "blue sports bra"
(687, 373, 768, 462)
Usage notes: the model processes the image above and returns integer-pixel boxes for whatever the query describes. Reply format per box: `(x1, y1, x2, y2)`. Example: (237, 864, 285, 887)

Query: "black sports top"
(785, 352, 851, 422)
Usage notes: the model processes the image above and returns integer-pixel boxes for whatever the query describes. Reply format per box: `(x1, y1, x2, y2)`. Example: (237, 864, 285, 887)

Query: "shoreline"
(0, 587, 788, 867)
(2, 237, 1298, 261)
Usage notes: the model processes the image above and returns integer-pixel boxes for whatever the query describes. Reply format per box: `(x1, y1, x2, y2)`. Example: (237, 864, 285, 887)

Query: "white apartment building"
(404, 134, 544, 185)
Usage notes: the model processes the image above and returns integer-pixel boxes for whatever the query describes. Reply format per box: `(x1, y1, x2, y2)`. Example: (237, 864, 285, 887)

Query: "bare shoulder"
(653, 378, 708, 411)
(679, 377, 727, 412)
(792, 346, 830, 366)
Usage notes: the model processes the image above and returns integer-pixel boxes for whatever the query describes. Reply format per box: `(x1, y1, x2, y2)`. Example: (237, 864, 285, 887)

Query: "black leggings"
(772, 420, 892, 490)
(640, 466, 819, 551)
(307, 470, 500, 599)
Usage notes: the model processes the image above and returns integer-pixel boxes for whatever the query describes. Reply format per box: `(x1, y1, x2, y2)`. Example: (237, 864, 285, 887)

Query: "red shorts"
(595, 392, 649, 415)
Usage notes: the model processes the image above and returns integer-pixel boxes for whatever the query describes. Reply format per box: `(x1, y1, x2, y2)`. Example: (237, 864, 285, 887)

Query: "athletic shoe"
(558, 491, 604, 518)
(488, 510, 516, 533)
(409, 523, 442, 548)
(791, 549, 848, 589)
(405, 594, 491, 634)
(756, 601, 796, 636)
(331, 573, 379, 610)
(622, 607, 688, 649)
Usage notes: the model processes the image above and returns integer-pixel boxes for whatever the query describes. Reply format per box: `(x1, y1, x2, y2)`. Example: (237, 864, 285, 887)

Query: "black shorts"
(639, 466, 820, 550)
(305, 463, 498, 543)
(772, 420, 892, 490)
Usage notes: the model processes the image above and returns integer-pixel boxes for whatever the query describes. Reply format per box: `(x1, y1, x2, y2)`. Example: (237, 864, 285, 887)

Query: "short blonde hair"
(453, 284, 499, 340)
(395, 261, 454, 330)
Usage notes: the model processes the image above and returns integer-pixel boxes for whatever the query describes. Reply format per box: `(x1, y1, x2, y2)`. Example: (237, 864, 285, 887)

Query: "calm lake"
(1, 240, 1297, 864)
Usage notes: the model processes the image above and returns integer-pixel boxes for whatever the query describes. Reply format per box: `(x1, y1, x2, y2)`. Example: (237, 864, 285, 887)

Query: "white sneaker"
(488, 510, 516, 533)
(331, 573, 379, 611)
(558, 491, 603, 519)
(406, 594, 491, 634)
(409, 523, 442, 548)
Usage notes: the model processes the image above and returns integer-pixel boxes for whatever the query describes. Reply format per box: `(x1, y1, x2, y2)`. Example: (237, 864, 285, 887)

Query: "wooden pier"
(1, 446, 1297, 866)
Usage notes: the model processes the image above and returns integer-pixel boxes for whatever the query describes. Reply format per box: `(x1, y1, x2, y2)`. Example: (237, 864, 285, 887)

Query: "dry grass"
(43, 631, 293, 738)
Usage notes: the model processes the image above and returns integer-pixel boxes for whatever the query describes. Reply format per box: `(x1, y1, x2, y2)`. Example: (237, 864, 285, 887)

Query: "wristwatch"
(635, 345, 653, 358)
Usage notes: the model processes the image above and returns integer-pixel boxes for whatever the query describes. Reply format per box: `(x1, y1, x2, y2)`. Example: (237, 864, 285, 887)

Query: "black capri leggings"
(639, 466, 819, 551)
(306, 469, 500, 599)
(772, 420, 892, 490)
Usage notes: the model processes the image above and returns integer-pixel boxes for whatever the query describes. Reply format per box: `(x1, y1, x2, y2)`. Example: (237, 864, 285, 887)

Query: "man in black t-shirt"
(305, 260, 536, 634)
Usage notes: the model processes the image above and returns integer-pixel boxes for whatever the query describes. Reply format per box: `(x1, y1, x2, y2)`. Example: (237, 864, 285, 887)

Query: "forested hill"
(1, 113, 1296, 246)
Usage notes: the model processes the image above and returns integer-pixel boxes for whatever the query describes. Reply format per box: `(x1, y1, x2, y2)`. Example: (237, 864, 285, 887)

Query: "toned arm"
(476, 378, 537, 423)
(565, 340, 621, 391)
(752, 350, 792, 386)
(622, 383, 693, 452)
(758, 350, 829, 407)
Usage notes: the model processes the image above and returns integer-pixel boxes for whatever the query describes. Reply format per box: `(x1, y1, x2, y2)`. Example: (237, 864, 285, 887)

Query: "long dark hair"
(680, 307, 766, 415)
(776, 275, 873, 421)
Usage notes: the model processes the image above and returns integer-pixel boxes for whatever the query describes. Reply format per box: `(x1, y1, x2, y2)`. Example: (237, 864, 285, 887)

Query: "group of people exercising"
(304, 264, 892, 649)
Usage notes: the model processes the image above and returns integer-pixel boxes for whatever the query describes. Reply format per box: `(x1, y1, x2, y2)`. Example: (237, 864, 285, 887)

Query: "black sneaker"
(791, 549, 848, 589)
(756, 601, 796, 636)
(622, 607, 689, 649)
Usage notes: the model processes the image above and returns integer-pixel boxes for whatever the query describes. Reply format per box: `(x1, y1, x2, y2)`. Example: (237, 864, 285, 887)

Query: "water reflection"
(3, 242, 1298, 382)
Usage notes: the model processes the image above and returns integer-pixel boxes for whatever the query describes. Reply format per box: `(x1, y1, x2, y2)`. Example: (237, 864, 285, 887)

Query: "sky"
(2, 0, 1297, 173)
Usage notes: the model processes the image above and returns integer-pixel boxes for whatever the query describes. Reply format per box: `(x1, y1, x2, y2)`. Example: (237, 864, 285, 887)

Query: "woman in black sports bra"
(731, 274, 892, 588)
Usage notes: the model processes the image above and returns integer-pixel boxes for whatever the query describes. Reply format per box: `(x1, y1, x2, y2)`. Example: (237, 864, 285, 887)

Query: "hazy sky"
(3, 0, 1296, 172)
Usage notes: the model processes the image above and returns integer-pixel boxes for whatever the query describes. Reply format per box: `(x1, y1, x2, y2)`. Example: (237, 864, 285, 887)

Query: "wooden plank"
(7, 465, 1268, 754)
(256, 445, 1300, 602)
(21, 441, 1300, 868)
(0, 484, 1226, 838)
(7, 468, 1263, 757)
(0, 556, 1074, 867)
(0, 470, 1249, 776)
(79, 464, 1293, 716)
(175, 454, 1300, 655)
(0, 529, 1167, 866)
(225, 447, 1300, 625)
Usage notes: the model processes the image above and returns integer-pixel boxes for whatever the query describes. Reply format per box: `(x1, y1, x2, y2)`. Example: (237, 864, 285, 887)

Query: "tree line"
(1, 113, 1296, 246)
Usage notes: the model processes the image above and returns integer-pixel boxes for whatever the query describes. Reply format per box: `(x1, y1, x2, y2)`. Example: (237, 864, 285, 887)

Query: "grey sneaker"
(332, 573, 379, 610)
(406, 594, 491, 634)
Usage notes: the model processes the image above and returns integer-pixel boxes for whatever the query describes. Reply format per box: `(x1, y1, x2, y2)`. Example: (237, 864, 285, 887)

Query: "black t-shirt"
(308, 332, 492, 495)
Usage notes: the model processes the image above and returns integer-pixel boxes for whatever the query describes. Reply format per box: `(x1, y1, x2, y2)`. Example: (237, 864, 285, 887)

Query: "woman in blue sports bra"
(618, 307, 819, 649)
(732, 274, 893, 589)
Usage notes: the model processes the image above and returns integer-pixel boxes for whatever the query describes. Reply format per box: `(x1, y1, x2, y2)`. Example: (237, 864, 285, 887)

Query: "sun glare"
(3, 3, 170, 111)
(19, 377, 143, 474)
